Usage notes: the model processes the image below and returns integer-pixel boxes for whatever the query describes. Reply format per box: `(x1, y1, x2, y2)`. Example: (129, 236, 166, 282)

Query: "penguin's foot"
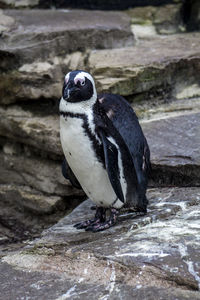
(85, 208, 119, 232)
(74, 207, 106, 229)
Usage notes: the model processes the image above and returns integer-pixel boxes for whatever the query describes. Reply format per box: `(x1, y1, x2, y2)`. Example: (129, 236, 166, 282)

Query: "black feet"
(74, 207, 106, 230)
(74, 207, 119, 232)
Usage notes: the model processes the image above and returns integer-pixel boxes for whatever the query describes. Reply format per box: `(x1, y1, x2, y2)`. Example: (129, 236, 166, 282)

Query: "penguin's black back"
(98, 93, 150, 164)
(97, 93, 151, 210)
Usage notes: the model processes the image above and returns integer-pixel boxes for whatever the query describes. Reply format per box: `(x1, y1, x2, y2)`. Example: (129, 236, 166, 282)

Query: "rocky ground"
(0, 2, 200, 299)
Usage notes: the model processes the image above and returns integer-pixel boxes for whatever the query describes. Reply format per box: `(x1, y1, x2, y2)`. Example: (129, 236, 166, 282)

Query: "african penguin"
(59, 70, 151, 232)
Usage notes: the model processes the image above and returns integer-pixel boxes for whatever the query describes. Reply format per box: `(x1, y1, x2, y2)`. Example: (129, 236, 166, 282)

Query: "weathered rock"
(142, 112, 200, 186)
(2, 31, 200, 104)
(0, 187, 82, 255)
(0, 142, 84, 197)
(2, 187, 200, 298)
(0, 184, 63, 214)
(0, 106, 61, 155)
(0, 9, 133, 61)
(0, 9, 134, 104)
(1, 32, 200, 104)
(127, 3, 184, 35)
(153, 4, 183, 34)
(88, 33, 200, 100)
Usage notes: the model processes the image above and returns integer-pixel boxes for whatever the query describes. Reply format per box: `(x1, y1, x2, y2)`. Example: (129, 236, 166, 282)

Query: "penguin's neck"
(59, 94, 97, 117)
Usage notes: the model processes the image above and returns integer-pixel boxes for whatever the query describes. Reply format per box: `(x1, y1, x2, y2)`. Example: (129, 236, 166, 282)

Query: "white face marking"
(74, 71, 96, 95)
(65, 72, 70, 84)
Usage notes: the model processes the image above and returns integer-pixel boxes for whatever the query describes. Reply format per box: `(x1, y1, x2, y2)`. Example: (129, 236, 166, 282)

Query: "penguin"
(59, 70, 151, 232)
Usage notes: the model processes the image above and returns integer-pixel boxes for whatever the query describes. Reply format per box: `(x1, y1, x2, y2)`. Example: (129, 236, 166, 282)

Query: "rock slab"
(2, 187, 200, 299)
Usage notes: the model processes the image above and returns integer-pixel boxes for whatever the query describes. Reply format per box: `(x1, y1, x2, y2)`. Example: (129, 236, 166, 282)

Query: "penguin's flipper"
(99, 129, 125, 203)
(62, 158, 82, 189)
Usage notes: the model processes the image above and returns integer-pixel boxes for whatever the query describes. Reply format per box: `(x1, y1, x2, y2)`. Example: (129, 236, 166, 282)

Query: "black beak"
(63, 83, 79, 101)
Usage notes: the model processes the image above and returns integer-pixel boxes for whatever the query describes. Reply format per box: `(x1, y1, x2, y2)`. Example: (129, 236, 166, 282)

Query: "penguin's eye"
(74, 77, 85, 86)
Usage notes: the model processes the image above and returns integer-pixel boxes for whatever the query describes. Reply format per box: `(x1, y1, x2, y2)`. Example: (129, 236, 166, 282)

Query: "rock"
(0, 142, 84, 197)
(1, 32, 200, 104)
(0, 0, 39, 8)
(88, 33, 200, 100)
(0, 185, 82, 255)
(153, 4, 183, 34)
(0, 9, 133, 59)
(2, 187, 200, 298)
(1, 32, 200, 105)
(135, 97, 200, 121)
(0, 106, 61, 155)
(0, 9, 133, 104)
(127, 3, 184, 35)
(142, 112, 200, 186)
(0, 8, 14, 33)
(0, 184, 63, 214)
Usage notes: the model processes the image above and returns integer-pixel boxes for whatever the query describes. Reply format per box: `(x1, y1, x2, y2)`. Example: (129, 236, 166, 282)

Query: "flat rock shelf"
(2, 187, 200, 299)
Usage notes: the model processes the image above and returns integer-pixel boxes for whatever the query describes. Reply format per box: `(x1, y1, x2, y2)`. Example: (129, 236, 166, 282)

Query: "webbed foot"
(74, 207, 106, 229)
(85, 208, 119, 232)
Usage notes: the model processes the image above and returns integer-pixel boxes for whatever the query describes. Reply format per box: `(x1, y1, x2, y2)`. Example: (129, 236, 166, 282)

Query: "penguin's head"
(62, 70, 97, 103)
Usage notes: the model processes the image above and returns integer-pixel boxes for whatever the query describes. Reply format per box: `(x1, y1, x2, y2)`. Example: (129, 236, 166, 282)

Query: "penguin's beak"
(63, 83, 79, 101)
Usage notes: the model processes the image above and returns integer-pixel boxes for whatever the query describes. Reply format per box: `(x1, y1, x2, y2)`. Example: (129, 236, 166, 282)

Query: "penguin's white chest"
(60, 115, 122, 208)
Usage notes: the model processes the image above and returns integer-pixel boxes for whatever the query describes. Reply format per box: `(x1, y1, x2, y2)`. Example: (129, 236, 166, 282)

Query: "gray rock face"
(0, 9, 133, 104)
(88, 33, 200, 99)
(142, 112, 200, 186)
(2, 187, 200, 298)
(0, 9, 134, 60)
(128, 3, 184, 35)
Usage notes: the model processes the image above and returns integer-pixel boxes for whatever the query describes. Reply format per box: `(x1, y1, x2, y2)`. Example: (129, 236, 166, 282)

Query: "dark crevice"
(181, 0, 200, 31)
(38, 0, 177, 10)
(6, 97, 60, 117)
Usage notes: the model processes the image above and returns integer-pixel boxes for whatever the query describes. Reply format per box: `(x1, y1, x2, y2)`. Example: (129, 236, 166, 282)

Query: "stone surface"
(88, 33, 200, 100)
(0, 141, 84, 197)
(128, 3, 184, 35)
(0, 9, 133, 60)
(1, 30, 200, 104)
(0, 106, 61, 155)
(0, 9, 133, 104)
(0, 184, 63, 214)
(142, 112, 200, 186)
(2, 187, 200, 299)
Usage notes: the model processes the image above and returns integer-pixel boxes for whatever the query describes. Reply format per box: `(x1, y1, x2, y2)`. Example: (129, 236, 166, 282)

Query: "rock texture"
(0, 9, 133, 104)
(128, 3, 184, 35)
(2, 187, 200, 298)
